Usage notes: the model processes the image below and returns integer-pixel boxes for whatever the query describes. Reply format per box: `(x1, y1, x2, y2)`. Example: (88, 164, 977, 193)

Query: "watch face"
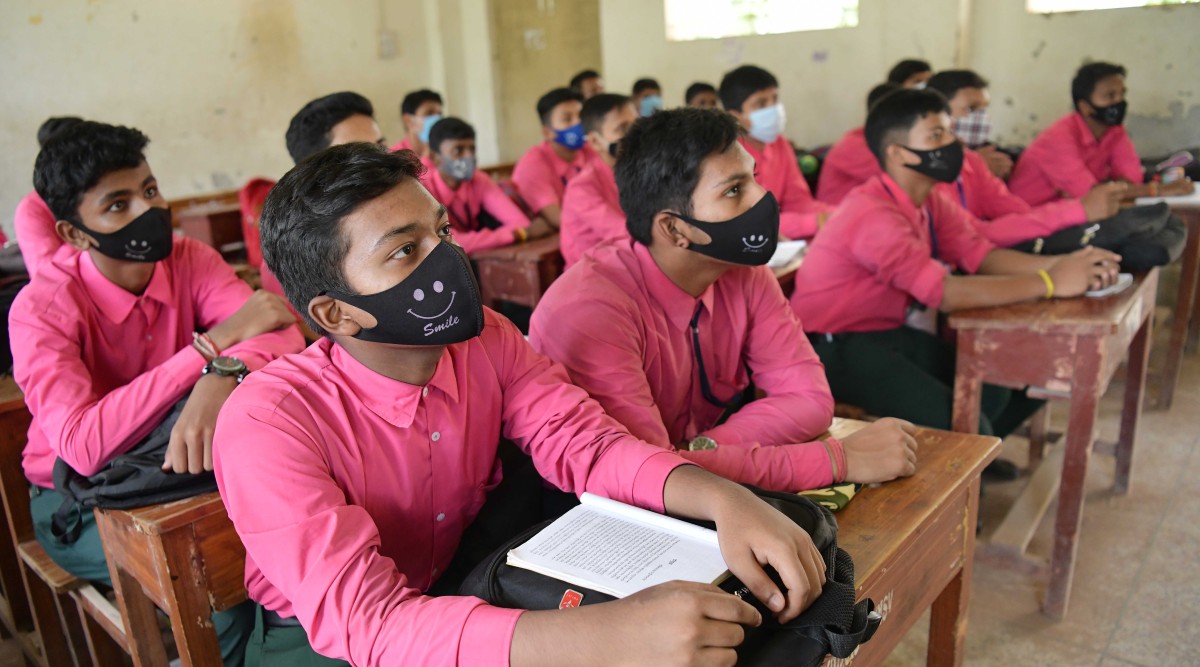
(211, 356, 247, 375)
(688, 436, 718, 452)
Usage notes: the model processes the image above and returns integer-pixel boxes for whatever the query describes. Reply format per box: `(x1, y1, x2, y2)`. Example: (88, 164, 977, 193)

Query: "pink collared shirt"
(389, 136, 414, 153)
(213, 311, 687, 667)
(815, 127, 878, 206)
(559, 159, 625, 267)
(420, 167, 531, 254)
(740, 136, 832, 240)
(939, 149, 1087, 247)
(791, 174, 995, 334)
(511, 142, 595, 216)
(13, 191, 59, 276)
(1009, 111, 1144, 206)
(10, 238, 305, 487)
(530, 240, 838, 491)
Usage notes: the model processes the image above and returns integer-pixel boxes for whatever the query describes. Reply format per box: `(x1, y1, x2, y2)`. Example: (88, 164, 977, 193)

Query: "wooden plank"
(948, 271, 1156, 334)
(1155, 208, 1200, 408)
(985, 445, 1066, 557)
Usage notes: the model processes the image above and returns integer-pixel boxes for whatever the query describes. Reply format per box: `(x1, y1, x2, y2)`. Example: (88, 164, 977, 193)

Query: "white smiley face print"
(125, 239, 152, 257)
(406, 280, 457, 320)
(742, 234, 769, 250)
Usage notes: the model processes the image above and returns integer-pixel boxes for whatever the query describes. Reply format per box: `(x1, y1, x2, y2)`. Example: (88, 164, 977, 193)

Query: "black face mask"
(901, 141, 964, 183)
(73, 206, 174, 263)
(325, 241, 484, 345)
(608, 140, 620, 159)
(670, 192, 779, 266)
(1089, 99, 1128, 126)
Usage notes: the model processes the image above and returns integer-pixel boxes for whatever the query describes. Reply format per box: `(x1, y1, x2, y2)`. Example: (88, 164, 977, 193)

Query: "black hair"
(569, 69, 601, 91)
(864, 88, 950, 168)
(718, 65, 779, 112)
(33, 120, 149, 225)
(259, 143, 427, 333)
(401, 89, 444, 116)
(632, 78, 661, 96)
(285, 92, 375, 164)
(37, 116, 84, 148)
(866, 83, 902, 113)
(1072, 62, 1127, 106)
(581, 94, 632, 134)
(536, 87, 584, 126)
(685, 82, 717, 105)
(616, 108, 741, 245)
(428, 117, 476, 155)
(887, 59, 932, 85)
(927, 70, 989, 102)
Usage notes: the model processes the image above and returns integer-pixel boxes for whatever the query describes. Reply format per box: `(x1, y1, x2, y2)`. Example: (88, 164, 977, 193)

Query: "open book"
(506, 493, 731, 599)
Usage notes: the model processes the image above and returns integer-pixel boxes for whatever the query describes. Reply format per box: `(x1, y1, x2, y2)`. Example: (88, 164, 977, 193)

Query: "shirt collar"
(328, 340, 461, 428)
(79, 251, 174, 324)
(1069, 111, 1107, 148)
(876, 173, 921, 215)
(632, 241, 715, 331)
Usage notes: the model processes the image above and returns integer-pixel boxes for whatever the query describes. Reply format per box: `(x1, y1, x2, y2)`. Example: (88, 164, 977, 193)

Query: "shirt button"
(436, 512, 446, 522)
(432, 567, 439, 577)
(146, 335, 152, 341)
(431, 431, 441, 442)
(422, 387, 429, 397)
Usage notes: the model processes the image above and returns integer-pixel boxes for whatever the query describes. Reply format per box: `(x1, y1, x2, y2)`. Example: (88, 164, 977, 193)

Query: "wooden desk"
(470, 234, 563, 309)
(826, 419, 1000, 667)
(169, 190, 244, 254)
(948, 271, 1157, 620)
(94, 493, 245, 667)
(773, 255, 804, 298)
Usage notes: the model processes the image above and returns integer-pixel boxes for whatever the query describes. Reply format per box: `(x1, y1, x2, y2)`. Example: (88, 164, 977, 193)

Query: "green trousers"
(244, 605, 349, 667)
(31, 487, 255, 667)
(809, 327, 1043, 439)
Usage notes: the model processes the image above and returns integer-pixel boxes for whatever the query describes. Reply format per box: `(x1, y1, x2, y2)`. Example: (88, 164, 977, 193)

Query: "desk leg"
(112, 566, 170, 667)
(1116, 314, 1152, 495)
(1158, 213, 1200, 409)
(1044, 346, 1101, 620)
(161, 532, 224, 667)
(927, 477, 980, 667)
(952, 332, 984, 434)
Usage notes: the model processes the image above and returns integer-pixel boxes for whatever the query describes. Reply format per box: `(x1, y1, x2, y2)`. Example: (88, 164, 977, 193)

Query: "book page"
(507, 498, 728, 599)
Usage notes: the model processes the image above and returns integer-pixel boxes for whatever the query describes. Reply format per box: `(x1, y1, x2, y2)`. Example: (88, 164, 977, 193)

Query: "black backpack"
(458, 487, 881, 666)
(50, 396, 218, 544)
(1011, 202, 1187, 272)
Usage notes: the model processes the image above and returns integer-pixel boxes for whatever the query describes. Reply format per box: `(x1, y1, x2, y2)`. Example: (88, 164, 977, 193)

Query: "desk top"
(1135, 191, 1200, 208)
(104, 491, 227, 537)
(829, 419, 1000, 582)
(948, 270, 1156, 335)
(470, 234, 561, 261)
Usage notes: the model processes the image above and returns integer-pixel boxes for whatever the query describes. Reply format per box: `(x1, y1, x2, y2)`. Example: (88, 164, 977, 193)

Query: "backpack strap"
(49, 457, 86, 545)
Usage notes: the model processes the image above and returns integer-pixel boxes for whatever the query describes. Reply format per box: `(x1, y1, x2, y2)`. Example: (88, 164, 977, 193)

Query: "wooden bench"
(827, 418, 1000, 667)
(168, 190, 244, 256)
(949, 270, 1157, 619)
(470, 234, 563, 309)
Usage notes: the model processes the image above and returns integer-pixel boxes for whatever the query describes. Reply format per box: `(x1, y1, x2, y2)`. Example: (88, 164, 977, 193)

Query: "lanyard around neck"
(689, 303, 739, 409)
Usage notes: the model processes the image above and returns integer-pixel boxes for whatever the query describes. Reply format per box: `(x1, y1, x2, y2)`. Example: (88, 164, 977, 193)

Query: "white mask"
(747, 103, 786, 144)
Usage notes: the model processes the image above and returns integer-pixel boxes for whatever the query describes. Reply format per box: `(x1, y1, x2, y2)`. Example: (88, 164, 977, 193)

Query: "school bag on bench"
(1010, 201, 1186, 272)
(49, 396, 219, 544)
(458, 487, 881, 667)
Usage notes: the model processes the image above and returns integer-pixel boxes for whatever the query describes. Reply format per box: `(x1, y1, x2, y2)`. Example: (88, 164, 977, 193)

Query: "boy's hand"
(1048, 246, 1122, 296)
(526, 217, 555, 240)
(163, 374, 238, 474)
(841, 417, 919, 483)
(1161, 178, 1195, 197)
(1081, 182, 1124, 221)
(977, 145, 1013, 180)
(207, 290, 296, 351)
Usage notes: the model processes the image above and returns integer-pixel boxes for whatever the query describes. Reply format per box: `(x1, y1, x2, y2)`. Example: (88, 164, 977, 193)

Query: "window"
(664, 0, 858, 42)
(1027, 0, 1198, 13)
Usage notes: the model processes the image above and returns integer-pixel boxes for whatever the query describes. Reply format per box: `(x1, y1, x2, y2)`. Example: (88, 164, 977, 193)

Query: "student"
(214, 142, 829, 666)
(927, 70, 1013, 179)
(559, 94, 637, 267)
(13, 116, 86, 277)
(887, 59, 933, 89)
(533, 108, 917, 491)
(719, 65, 833, 239)
(422, 116, 551, 252)
(632, 77, 664, 117)
(816, 83, 900, 205)
(511, 87, 592, 229)
(569, 68, 605, 99)
(10, 121, 305, 666)
(925, 72, 1123, 246)
(685, 82, 720, 109)
(790, 89, 1121, 445)
(1009, 62, 1193, 205)
(389, 88, 443, 158)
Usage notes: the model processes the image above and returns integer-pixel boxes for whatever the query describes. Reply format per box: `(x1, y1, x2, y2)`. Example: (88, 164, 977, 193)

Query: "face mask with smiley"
(72, 206, 174, 263)
(324, 241, 485, 345)
(669, 192, 780, 266)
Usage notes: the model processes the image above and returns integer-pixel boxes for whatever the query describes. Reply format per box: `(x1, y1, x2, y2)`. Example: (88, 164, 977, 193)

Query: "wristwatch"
(688, 436, 718, 452)
(202, 356, 249, 384)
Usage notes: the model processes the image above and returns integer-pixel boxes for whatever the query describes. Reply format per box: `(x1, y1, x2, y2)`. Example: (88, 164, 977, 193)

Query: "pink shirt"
(740, 136, 832, 240)
(559, 159, 625, 267)
(388, 137, 414, 153)
(791, 175, 995, 334)
(421, 168, 531, 254)
(939, 149, 1087, 247)
(10, 238, 305, 487)
(213, 311, 687, 667)
(511, 142, 595, 216)
(1009, 112, 1144, 206)
(13, 191, 59, 276)
(816, 128, 878, 206)
(530, 240, 839, 491)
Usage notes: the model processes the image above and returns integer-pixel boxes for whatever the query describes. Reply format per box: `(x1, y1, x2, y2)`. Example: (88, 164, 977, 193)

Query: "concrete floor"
(0, 310, 1195, 666)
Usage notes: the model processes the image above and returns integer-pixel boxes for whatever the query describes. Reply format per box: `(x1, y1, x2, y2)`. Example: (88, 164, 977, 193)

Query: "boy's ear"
(540, 125, 555, 142)
(650, 211, 709, 249)
(55, 220, 94, 251)
(308, 295, 365, 338)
